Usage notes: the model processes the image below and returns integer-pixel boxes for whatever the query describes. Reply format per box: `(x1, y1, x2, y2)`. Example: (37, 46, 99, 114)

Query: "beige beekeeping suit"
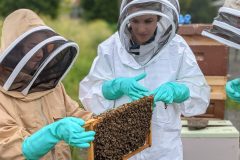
(0, 9, 92, 160)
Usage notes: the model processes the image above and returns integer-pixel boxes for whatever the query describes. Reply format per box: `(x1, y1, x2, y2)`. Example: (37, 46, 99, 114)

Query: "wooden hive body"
(179, 24, 228, 120)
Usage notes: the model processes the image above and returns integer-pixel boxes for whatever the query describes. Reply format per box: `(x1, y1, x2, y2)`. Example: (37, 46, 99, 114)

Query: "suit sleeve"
(0, 104, 30, 160)
(79, 44, 115, 115)
(176, 42, 210, 117)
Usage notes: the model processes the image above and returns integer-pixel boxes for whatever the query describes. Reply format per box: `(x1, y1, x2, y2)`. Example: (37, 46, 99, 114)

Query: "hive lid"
(181, 120, 239, 138)
(182, 119, 232, 126)
(178, 24, 212, 35)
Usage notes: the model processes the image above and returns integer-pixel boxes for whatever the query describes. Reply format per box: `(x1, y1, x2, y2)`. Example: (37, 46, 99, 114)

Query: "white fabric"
(118, 0, 179, 57)
(131, 27, 161, 65)
(79, 32, 210, 160)
(202, 30, 240, 50)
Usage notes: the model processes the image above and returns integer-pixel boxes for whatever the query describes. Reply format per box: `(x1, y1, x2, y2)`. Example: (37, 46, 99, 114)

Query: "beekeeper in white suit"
(80, 0, 210, 159)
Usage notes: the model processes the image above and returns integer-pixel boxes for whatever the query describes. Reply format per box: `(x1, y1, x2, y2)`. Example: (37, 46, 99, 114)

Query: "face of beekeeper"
(130, 15, 158, 45)
(22, 34, 44, 71)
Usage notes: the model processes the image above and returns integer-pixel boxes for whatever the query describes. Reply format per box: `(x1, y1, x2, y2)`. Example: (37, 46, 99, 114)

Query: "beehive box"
(196, 76, 227, 119)
(181, 120, 239, 160)
(206, 76, 227, 100)
(178, 24, 229, 76)
(84, 96, 153, 160)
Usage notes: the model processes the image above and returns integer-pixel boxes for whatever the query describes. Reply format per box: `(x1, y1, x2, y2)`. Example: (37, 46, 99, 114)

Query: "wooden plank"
(84, 119, 97, 160)
(205, 76, 227, 85)
(205, 76, 227, 100)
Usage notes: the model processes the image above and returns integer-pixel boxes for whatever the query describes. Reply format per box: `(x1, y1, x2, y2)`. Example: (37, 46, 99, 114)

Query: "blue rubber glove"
(226, 78, 240, 102)
(22, 117, 95, 160)
(150, 82, 190, 104)
(102, 73, 149, 101)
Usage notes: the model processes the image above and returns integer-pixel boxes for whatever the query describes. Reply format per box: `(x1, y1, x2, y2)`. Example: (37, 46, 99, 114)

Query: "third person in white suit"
(202, 0, 240, 103)
(80, 0, 210, 159)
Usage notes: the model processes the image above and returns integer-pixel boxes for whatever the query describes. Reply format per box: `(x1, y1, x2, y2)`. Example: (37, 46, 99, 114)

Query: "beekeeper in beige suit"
(0, 9, 95, 160)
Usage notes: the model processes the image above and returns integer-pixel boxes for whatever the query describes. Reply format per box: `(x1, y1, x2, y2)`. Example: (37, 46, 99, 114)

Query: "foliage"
(0, 0, 61, 19)
(179, 0, 219, 23)
(79, 0, 219, 24)
(226, 97, 240, 110)
(80, 0, 119, 24)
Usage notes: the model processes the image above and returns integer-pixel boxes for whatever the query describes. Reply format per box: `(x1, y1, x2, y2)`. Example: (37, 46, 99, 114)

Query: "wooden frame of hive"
(205, 76, 227, 100)
(84, 96, 153, 160)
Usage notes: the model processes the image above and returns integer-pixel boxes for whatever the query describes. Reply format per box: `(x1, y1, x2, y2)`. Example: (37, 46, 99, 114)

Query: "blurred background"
(0, 0, 224, 101)
(1, 0, 240, 159)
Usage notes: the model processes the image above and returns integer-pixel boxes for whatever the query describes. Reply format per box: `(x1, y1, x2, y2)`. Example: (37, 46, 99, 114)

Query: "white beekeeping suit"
(80, 0, 210, 159)
(202, 0, 240, 49)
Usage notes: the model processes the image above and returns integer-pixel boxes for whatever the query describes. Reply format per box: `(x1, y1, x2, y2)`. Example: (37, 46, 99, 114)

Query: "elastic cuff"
(22, 138, 38, 160)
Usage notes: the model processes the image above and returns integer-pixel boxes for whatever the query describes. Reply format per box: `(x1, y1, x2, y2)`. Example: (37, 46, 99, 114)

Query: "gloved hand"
(226, 78, 240, 102)
(102, 73, 149, 101)
(150, 82, 190, 104)
(22, 117, 95, 160)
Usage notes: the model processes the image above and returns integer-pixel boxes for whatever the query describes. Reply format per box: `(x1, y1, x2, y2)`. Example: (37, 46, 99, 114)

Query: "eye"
(27, 43, 37, 50)
(145, 19, 154, 24)
(130, 19, 139, 24)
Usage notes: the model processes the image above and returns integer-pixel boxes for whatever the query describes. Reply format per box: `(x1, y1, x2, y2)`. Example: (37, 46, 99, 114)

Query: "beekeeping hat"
(118, 0, 180, 56)
(202, 0, 240, 49)
(0, 9, 79, 95)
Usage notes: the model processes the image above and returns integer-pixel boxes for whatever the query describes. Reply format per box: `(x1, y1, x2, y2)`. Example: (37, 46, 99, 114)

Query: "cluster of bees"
(92, 96, 153, 160)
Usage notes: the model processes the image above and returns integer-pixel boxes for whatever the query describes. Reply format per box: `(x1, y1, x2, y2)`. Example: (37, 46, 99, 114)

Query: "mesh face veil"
(202, 0, 240, 49)
(0, 26, 79, 95)
(118, 0, 180, 60)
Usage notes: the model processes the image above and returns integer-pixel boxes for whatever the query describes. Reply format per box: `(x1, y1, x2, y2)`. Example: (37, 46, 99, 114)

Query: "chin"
(138, 40, 149, 44)
(138, 38, 150, 44)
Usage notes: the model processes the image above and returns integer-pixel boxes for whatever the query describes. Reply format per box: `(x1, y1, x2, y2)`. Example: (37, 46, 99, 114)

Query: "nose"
(137, 23, 148, 34)
(35, 49, 44, 60)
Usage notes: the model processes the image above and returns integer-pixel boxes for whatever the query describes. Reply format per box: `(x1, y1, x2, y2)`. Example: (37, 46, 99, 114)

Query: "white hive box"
(181, 120, 239, 160)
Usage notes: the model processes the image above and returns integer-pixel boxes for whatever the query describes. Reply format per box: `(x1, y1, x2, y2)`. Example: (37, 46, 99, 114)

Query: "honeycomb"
(89, 96, 153, 160)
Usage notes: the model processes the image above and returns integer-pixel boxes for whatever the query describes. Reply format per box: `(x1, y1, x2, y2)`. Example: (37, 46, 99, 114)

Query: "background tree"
(0, 0, 61, 19)
(80, 0, 119, 24)
(179, 0, 220, 23)
(80, 0, 220, 24)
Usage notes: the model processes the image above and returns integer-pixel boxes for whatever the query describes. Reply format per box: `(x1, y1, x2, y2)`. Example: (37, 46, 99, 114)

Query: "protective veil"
(80, 0, 210, 159)
(0, 9, 92, 160)
(202, 0, 240, 49)
(118, 0, 179, 65)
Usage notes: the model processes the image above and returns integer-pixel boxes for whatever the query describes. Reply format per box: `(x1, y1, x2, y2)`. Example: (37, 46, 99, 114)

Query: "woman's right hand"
(22, 117, 95, 160)
(102, 73, 149, 101)
(55, 117, 95, 148)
